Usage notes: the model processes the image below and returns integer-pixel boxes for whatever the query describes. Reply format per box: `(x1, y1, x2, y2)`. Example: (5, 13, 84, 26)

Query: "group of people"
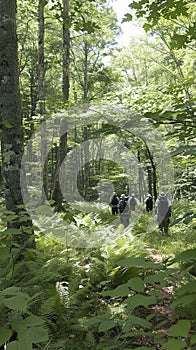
(109, 192, 137, 228)
(109, 191, 172, 234)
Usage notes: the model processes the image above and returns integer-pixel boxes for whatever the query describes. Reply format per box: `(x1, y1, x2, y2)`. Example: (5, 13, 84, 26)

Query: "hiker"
(145, 194, 153, 212)
(119, 194, 130, 227)
(109, 192, 120, 215)
(128, 193, 137, 211)
(155, 192, 172, 234)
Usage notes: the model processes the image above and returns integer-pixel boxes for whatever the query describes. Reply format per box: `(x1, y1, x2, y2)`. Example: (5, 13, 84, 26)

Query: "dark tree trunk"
(83, 41, 88, 99)
(38, 0, 48, 201)
(147, 165, 153, 196)
(52, 0, 70, 210)
(52, 119, 68, 211)
(0, 0, 35, 248)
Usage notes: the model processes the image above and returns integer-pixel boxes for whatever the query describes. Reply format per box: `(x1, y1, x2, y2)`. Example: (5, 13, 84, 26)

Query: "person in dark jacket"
(109, 192, 119, 215)
(145, 194, 153, 212)
(119, 194, 130, 227)
(155, 192, 171, 234)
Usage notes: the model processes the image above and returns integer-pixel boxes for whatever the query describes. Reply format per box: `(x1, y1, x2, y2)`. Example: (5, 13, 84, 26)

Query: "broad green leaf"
(123, 316, 151, 330)
(118, 257, 162, 270)
(0, 247, 10, 261)
(3, 294, 29, 312)
(1, 287, 21, 296)
(162, 338, 186, 350)
(6, 215, 19, 222)
(6, 341, 20, 350)
(21, 315, 46, 327)
(2, 228, 21, 235)
(98, 320, 115, 332)
(84, 317, 102, 326)
(191, 334, 196, 345)
(127, 277, 145, 292)
(174, 249, 196, 262)
(102, 283, 130, 297)
(12, 315, 46, 332)
(0, 327, 12, 346)
(171, 294, 196, 308)
(169, 320, 191, 337)
(19, 326, 48, 343)
(144, 271, 168, 286)
(126, 295, 156, 310)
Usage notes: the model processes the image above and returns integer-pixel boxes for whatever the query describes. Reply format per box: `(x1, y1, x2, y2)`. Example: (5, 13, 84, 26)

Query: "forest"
(0, 0, 195, 349)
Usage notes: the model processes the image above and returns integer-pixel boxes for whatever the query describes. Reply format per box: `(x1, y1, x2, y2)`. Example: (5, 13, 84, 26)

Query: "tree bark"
(0, 0, 35, 248)
(51, 0, 70, 210)
(38, 0, 48, 201)
(62, 0, 70, 102)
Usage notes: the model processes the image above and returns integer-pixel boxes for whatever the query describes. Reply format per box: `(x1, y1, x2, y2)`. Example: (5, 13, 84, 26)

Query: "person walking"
(128, 193, 137, 211)
(145, 194, 153, 212)
(118, 194, 130, 227)
(109, 192, 120, 215)
(155, 192, 172, 234)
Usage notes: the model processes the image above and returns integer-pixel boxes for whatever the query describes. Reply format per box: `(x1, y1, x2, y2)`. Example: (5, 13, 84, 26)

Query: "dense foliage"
(0, 0, 195, 349)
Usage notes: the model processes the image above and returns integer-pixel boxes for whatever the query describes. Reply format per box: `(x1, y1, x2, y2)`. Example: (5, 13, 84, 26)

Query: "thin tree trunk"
(83, 41, 88, 99)
(52, 0, 70, 210)
(82, 126, 90, 198)
(0, 0, 35, 248)
(62, 0, 70, 102)
(38, 0, 48, 201)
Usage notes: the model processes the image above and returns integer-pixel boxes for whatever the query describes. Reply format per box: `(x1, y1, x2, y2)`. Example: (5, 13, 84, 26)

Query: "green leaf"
(118, 257, 162, 270)
(126, 295, 156, 310)
(84, 317, 102, 326)
(173, 248, 196, 263)
(169, 320, 191, 337)
(1, 287, 21, 296)
(98, 320, 116, 332)
(2, 228, 21, 235)
(191, 335, 196, 345)
(127, 277, 145, 292)
(124, 316, 151, 330)
(3, 294, 29, 312)
(122, 13, 133, 23)
(102, 283, 130, 297)
(176, 282, 196, 297)
(0, 327, 12, 346)
(6, 341, 20, 350)
(1, 120, 13, 128)
(162, 338, 186, 350)
(19, 326, 48, 343)
(144, 271, 168, 287)
(171, 294, 196, 308)
(22, 315, 46, 327)
(0, 247, 10, 261)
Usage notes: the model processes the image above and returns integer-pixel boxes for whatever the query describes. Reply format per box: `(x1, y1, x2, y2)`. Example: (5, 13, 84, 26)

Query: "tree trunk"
(52, 0, 70, 210)
(62, 0, 70, 102)
(0, 0, 35, 248)
(38, 0, 48, 201)
(52, 119, 68, 211)
(83, 41, 88, 99)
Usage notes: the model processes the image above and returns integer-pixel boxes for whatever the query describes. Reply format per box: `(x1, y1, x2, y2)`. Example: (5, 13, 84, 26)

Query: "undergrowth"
(0, 199, 195, 349)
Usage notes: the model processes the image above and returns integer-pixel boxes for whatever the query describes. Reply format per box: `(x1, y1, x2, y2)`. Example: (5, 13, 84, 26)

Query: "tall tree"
(38, 0, 49, 201)
(0, 0, 35, 247)
(52, 0, 69, 210)
(62, 0, 70, 101)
